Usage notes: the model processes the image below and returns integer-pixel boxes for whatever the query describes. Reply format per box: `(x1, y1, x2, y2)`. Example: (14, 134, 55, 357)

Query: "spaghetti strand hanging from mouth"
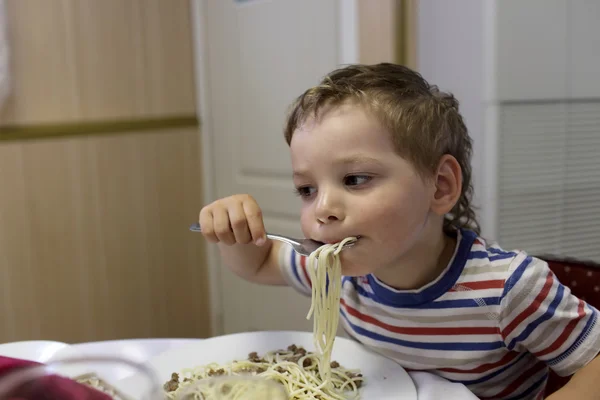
(306, 237, 357, 389)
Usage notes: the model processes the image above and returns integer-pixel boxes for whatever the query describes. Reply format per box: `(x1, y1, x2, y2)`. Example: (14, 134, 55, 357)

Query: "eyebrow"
(293, 155, 385, 178)
(337, 155, 385, 166)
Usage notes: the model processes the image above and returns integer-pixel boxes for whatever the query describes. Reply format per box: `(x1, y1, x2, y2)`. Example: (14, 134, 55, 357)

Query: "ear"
(430, 154, 462, 216)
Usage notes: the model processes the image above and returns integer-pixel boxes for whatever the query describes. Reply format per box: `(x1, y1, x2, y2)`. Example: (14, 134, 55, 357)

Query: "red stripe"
(501, 272, 554, 338)
(474, 239, 483, 245)
(450, 280, 505, 291)
(341, 299, 499, 336)
(300, 255, 312, 288)
(535, 299, 586, 358)
(485, 361, 547, 399)
(439, 351, 520, 374)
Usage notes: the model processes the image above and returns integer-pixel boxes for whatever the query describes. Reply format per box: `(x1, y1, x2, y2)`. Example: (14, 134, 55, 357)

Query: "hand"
(199, 194, 267, 246)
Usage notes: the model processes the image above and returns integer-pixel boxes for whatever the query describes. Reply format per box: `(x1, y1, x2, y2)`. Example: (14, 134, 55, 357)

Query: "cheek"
(365, 189, 430, 236)
(299, 204, 312, 236)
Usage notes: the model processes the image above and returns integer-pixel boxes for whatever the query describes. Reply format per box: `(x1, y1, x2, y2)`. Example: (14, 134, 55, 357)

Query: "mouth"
(318, 235, 362, 245)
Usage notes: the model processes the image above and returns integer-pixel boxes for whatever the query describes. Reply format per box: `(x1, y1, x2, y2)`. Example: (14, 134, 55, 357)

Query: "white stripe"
(293, 250, 312, 290)
(342, 293, 500, 328)
(346, 290, 501, 319)
(278, 245, 310, 296)
(525, 287, 578, 354)
(457, 270, 510, 281)
(503, 277, 560, 347)
(445, 287, 504, 300)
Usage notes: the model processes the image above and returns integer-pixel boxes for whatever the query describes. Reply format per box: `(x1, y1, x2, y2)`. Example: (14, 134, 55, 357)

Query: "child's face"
(290, 103, 439, 276)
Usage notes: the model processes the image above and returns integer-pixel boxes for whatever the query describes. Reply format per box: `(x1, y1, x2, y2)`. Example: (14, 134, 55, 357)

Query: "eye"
(294, 186, 316, 198)
(344, 175, 372, 187)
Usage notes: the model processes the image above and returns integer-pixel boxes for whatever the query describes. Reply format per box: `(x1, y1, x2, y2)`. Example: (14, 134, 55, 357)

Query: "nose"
(314, 188, 345, 224)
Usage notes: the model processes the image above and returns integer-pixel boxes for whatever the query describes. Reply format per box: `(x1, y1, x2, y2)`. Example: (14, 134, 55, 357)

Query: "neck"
(374, 222, 457, 290)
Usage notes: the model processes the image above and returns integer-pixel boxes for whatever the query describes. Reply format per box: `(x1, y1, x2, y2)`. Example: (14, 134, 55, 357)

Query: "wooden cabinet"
(0, 1, 210, 342)
(1, 0, 196, 125)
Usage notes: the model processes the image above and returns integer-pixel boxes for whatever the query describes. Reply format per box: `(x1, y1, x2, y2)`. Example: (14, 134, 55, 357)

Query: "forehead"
(289, 103, 396, 163)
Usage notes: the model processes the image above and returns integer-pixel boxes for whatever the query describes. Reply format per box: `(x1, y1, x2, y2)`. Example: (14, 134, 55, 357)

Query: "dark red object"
(539, 255, 600, 397)
(0, 356, 111, 400)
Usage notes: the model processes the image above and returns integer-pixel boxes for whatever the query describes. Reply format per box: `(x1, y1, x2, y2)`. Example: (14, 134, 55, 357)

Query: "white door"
(193, 0, 357, 334)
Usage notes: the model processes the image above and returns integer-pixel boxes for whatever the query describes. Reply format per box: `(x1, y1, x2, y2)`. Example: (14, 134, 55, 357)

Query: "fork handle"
(190, 223, 298, 245)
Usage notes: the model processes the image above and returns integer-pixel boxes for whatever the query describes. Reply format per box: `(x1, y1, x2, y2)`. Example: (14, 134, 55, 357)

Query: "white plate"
(49, 339, 201, 382)
(120, 330, 417, 399)
(0, 340, 69, 363)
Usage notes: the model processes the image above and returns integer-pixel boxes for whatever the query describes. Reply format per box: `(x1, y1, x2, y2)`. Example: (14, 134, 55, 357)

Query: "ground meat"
(295, 347, 307, 356)
(207, 368, 225, 377)
(248, 352, 264, 363)
(287, 344, 298, 352)
(303, 358, 313, 368)
(330, 361, 340, 368)
(275, 367, 286, 374)
(163, 373, 179, 392)
(347, 372, 363, 388)
(239, 365, 266, 374)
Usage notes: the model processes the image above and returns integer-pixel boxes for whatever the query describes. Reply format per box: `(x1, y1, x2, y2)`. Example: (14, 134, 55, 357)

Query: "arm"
(199, 194, 288, 286)
(547, 354, 600, 400)
(218, 239, 288, 286)
(199, 194, 310, 293)
(499, 254, 600, 399)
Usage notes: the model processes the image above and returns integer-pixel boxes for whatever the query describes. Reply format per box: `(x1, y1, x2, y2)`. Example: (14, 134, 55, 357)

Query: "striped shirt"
(278, 229, 600, 399)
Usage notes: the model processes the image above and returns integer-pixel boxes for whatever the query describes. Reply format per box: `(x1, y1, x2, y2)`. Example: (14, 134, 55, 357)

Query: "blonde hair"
(284, 63, 479, 234)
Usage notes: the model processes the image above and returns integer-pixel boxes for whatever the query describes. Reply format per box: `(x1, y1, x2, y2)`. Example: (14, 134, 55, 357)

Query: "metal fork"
(189, 222, 356, 256)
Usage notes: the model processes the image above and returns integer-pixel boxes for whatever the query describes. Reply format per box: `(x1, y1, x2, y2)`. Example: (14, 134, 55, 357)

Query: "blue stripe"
(507, 283, 565, 350)
(490, 253, 518, 262)
(340, 309, 505, 351)
(366, 229, 477, 307)
(547, 304, 597, 365)
(342, 276, 354, 286)
(429, 297, 501, 309)
(469, 251, 515, 262)
(347, 278, 501, 309)
(445, 352, 529, 385)
(502, 256, 533, 298)
(488, 247, 517, 257)
(290, 250, 303, 287)
(468, 251, 490, 259)
(504, 370, 548, 400)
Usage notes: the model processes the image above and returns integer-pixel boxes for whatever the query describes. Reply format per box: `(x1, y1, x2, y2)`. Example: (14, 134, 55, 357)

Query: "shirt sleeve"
(499, 252, 600, 376)
(277, 243, 312, 296)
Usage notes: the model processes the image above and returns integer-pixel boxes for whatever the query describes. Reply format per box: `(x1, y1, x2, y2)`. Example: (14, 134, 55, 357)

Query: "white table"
(59, 338, 478, 400)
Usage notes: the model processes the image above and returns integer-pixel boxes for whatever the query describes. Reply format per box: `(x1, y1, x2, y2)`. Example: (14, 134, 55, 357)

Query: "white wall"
(416, 0, 491, 234)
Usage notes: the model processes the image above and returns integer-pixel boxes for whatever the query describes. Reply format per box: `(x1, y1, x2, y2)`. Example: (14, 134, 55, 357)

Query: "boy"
(198, 63, 600, 399)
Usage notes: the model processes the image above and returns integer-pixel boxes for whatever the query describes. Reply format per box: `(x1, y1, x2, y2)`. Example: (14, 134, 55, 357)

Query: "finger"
(199, 207, 218, 243)
(212, 207, 236, 245)
(228, 201, 253, 244)
(242, 199, 267, 245)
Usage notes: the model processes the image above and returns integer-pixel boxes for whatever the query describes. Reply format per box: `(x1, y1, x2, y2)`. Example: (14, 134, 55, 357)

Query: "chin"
(340, 259, 374, 277)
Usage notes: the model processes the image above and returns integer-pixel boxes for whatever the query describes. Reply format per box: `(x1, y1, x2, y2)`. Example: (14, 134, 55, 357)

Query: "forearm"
(547, 355, 600, 400)
(218, 240, 287, 285)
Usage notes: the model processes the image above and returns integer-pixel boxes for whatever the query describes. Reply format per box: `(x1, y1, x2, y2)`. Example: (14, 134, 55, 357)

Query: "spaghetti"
(163, 238, 362, 399)
(305, 238, 356, 388)
(163, 345, 362, 399)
